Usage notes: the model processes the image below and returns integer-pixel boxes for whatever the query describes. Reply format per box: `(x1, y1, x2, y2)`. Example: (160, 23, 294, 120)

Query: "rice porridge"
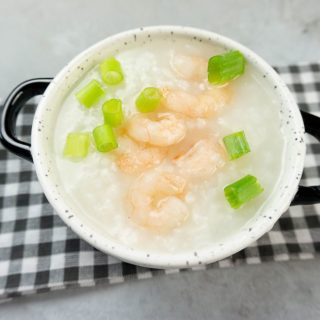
(53, 37, 284, 253)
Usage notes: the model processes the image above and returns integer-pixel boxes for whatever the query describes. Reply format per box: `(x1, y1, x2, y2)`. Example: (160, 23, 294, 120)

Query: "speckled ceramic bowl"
(1, 26, 320, 268)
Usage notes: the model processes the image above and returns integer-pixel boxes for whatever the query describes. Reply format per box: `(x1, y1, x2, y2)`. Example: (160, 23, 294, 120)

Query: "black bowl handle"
(0, 78, 52, 162)
(291, 111, 320, 206)
(1, 79, 320, 205)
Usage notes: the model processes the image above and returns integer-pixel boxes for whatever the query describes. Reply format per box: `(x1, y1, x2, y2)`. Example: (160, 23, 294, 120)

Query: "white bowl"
(1, 26, 307, 268)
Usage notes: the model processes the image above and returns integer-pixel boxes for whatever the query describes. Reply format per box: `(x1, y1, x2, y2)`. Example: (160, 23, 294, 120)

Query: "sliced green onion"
(75, 80, 105, 108)
(224, 175, 264, 209)
(93, 124, 118, 152)
(100, 57, 124, 85)
(63, 132, 90, 159)
(102, 99, 124, 127)
(223, 130, 250, 160)
(135, 87, 162, 113)
(208, 50, 246, 85)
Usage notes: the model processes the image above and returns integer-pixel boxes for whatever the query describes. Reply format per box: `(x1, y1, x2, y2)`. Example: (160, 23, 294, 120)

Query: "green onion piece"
(135, 87, 162, 113)
(100, 57, 124, 85)
(93, 124, 118, 152)
(63, 132, 90, 159)
(223, 130, 251, 160)
(75, 80, 105, 108)
(208, 50, 246, 85)
(102, 99, 124, 127)
(224, 175, 264, 209)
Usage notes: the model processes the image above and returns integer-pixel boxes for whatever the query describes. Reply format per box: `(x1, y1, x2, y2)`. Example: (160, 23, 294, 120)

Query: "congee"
(54, 38, 284, 252)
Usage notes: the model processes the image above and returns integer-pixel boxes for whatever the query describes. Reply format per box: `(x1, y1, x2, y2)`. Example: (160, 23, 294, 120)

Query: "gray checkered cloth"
(1, 63, 320, 301)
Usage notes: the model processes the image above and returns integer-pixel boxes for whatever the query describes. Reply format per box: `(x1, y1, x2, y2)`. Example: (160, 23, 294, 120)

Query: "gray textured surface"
(1, 261, 320, 319)
(1, 0, 320, 319)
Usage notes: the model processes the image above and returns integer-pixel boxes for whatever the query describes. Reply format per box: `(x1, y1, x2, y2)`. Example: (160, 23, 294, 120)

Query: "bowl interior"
(32, 26, 305, 268)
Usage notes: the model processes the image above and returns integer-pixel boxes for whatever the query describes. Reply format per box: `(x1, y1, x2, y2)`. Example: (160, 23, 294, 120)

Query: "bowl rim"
(31, 25, 306, 268)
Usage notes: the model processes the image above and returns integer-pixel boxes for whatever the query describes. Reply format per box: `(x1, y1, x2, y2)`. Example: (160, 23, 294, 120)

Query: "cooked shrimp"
(128, 171, 189, 233)
(162, 86, 231, 118)
(126, 113, 187, 147)
(174, 139, 226, 179)
(116, 136, 166, 174)
(170, 54, 207, 81)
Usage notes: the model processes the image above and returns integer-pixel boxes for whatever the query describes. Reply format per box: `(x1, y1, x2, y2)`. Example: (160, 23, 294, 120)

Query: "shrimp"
(115, 136, 166, 174)
(126, 113, 187, 147)
(174, 139, 226, 179)
(128, 171, 189, 233)
(170, 54, 207, 81)
(162, 86, 231, 118)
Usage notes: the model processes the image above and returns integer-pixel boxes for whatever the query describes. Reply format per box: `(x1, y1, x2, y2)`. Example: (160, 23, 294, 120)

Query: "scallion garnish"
(100, 57, 124, 85)
(135, 87, 162, 113)
(75, 80, 105, 108)
(93, 124, 118, 152)
(208, 50, 246, 85)
(63, 132, 90, 159)
(223, 131, 250, 160)
(224, 175, 264, 209)
(102, 99, 124, 127)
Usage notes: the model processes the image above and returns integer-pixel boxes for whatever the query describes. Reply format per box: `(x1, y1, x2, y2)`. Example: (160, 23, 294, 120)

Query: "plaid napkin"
(0, 63, 320, 301)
